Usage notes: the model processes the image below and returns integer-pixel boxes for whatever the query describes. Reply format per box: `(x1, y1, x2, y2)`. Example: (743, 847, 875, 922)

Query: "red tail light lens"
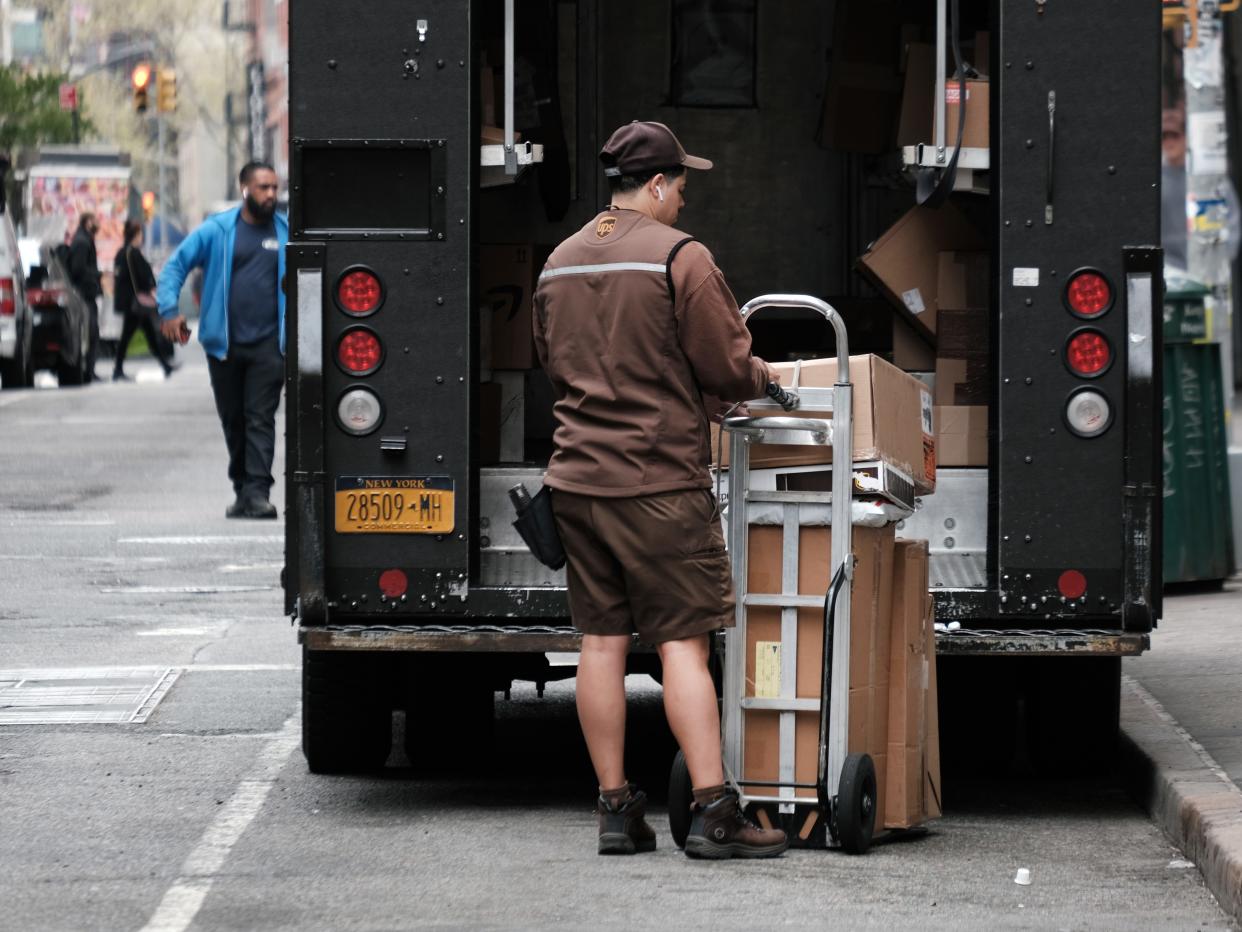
(1058, 570, 1087, 599)
(336, 328, 383, 375)
(378, 569, 408, 598)
(1065, 269, 1112, 317)
(1065, 330, 1112, 377)
(336, 268, 383, 316)
(0, 277, 14, 316)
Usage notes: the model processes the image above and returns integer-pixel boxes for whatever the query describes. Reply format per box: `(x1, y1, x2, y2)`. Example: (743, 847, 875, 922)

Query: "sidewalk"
(1121, 574, 1242, 924)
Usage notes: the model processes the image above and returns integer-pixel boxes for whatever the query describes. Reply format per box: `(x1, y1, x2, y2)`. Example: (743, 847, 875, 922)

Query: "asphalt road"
(0, 349, 1236, 931)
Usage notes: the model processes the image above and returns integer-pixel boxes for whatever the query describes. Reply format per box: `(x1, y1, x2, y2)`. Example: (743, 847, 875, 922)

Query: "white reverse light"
(1065, 389, 1111, 438)
(337, 387, 383, 436)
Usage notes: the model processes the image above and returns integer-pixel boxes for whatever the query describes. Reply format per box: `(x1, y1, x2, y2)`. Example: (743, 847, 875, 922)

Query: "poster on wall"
(26, 171, 131, 271)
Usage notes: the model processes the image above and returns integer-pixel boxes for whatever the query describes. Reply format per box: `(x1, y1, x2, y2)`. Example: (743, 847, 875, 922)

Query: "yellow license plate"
(334, 476, 455, 534)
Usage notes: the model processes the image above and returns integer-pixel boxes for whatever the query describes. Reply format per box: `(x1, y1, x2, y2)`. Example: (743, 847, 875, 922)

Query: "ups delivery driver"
(533, 120, 788, 860)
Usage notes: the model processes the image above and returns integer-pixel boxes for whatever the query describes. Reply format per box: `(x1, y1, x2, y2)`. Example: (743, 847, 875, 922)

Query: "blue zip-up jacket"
(157, 206, 288, 360)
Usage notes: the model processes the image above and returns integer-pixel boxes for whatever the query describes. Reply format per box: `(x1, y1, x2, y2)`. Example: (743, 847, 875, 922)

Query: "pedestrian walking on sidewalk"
(112, 221, 175, 381)
(533, 121, 788, 860)
(66, 212, 102, 382)
(158, 161, 288, 519)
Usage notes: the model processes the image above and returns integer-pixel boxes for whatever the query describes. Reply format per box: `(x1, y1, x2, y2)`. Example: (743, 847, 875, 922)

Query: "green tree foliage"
(0, 66, 95, 157)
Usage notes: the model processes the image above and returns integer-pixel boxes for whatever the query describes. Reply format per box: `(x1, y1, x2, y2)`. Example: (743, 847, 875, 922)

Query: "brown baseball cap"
(599, 121, 713, 177)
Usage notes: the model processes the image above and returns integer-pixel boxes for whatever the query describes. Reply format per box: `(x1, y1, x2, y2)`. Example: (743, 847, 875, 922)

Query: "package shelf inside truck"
(475, 0, 994, 600)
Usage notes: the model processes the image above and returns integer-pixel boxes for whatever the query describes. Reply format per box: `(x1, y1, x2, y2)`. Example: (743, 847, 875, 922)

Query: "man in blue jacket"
(159, 161, 288, 519)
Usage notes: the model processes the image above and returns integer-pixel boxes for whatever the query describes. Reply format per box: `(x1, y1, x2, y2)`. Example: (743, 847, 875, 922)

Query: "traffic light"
(142, 191, 156, 221)
(156, 67, 177, 113)
(131, 63, 152, 113)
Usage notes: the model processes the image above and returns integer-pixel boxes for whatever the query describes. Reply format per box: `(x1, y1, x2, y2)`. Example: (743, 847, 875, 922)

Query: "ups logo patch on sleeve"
(595, 216, 617, 238)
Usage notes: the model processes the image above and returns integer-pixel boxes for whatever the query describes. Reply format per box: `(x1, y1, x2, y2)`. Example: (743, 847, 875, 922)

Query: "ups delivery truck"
(284, 0, 1162, 772)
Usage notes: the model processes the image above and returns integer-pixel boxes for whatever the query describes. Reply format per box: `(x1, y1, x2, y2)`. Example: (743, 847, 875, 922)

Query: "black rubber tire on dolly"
(668, 749, 693, 848)
(835, 752, 878, 855)
(302, 646, 393, 774)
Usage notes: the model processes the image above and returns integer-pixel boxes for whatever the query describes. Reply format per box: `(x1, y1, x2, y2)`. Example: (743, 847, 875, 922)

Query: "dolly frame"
(716, 294, 874, 851)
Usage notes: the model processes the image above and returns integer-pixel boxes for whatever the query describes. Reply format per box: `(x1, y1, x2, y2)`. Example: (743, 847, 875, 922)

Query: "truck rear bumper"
(300, 624, 1148, 656)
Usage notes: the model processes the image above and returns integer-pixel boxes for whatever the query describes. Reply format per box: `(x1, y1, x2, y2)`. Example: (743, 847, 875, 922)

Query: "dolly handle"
(738, 294, 850, 384)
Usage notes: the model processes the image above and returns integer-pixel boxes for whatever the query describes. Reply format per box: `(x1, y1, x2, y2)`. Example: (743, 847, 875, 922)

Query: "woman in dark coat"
(113, 220, 175, 380)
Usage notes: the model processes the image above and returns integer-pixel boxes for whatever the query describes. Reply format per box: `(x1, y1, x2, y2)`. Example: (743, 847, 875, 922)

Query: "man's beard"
(245, 193, 275, 221)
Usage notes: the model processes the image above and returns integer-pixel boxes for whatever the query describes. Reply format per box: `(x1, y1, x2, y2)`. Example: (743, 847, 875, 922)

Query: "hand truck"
(668, 294, 879, 854)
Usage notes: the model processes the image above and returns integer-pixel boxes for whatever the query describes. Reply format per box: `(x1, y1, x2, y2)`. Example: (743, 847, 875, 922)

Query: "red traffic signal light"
(132, 63, 152, 113)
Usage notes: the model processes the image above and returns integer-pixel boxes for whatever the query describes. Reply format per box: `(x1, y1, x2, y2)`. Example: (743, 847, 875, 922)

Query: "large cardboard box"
(712, 355, 936, 494)
(817, 0, 906, 153)
(892, 312, 936, 371)
(936, 405, 988, 466)
(937, 251, 989, 313)
(857, 202, 984, 340)
(742, 524, 897, 815)
(885, 540, 942, 828)
(934, 356, 988, 406)
(480, 244, 548, 370)
(896, 43, 935, 148)
(933, 78, 989, 150)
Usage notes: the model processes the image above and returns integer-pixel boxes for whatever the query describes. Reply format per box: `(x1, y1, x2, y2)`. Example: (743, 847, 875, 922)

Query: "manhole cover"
(0, 667, 180, 725)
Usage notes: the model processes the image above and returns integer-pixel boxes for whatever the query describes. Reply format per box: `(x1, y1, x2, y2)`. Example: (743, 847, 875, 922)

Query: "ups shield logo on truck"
(596, 215, 617, 238)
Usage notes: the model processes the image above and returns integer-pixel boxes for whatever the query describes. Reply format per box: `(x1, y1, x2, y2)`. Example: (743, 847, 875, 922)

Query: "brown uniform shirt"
(533, 209, 771, 497)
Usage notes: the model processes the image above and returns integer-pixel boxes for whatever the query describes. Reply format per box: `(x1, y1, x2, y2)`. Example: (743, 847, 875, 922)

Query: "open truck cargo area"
(285, 0, 1162, 769)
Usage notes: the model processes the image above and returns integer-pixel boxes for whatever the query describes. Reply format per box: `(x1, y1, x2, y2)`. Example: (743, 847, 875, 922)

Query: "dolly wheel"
(668, 749, 693, 848)
(835, 752, 878, 854)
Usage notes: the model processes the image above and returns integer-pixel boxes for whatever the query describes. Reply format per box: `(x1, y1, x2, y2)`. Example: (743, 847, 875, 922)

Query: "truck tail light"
(1064, 388, 1112, 438)
(336, 327, 383, 375)
(1057, 569, 1088, 599)
(378, 568, 408, 598)
(336, 387, 384, 435)
(1065, 330, 1112, 377)
(336, 267, 383, 316)
(0, 277, 14, 316)
(1064, 269, 1112, 317)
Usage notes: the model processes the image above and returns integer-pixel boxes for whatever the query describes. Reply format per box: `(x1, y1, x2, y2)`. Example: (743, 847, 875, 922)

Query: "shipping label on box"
(934, 78, 990, 150)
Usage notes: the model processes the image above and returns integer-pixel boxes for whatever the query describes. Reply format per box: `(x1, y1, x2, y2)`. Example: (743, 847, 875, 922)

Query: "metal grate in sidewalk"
(0, 667, 180, 725)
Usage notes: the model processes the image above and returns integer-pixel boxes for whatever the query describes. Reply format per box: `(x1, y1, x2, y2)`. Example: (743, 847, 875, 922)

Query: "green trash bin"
(1162, 273, 1237, 585)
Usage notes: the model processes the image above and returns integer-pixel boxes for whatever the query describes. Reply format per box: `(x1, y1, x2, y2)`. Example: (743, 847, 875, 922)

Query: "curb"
(1119, 675, 1242, 924)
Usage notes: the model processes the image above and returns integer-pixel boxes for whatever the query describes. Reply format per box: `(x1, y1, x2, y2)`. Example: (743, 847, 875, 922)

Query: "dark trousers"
(114, 308, 173, 375)
(207, 335, 284, 502)
(84, 297, 99, 381)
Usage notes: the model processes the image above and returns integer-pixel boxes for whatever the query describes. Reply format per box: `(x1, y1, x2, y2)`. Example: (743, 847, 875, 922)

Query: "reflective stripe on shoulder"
(538, 261, 667, 280)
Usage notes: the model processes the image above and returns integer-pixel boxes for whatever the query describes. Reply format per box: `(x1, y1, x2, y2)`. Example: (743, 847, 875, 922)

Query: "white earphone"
(656, 185, 665, 202)
(243, 187, 250, 198)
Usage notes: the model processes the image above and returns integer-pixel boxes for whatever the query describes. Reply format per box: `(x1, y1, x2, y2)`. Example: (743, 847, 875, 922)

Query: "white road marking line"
(1124, 675, 1242, 797)
(134, 369, 165, 384)
(0, 392, 30, 408)
(100, 585, 276, 594)
(139, 707, 301, 932)
(0, 554, 167, 563)
(217, 562, 284, 573)
(119, 535, 284, 545)
(3, 519, 116, 527)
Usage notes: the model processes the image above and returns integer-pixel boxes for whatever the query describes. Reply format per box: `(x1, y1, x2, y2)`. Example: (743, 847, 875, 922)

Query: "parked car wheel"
(0, 320, 33, 389)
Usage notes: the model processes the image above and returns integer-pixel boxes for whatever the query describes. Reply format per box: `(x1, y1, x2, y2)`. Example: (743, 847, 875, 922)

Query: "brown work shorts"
(551, 488, 735, 644)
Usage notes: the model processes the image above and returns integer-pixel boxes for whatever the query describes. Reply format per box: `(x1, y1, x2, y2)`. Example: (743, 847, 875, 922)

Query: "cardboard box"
(817, 0, 905, 153)
(936, 308, 989, 360)
(936, 405, 988, 466)
(712, 354, 936, 495)
(885, 539, 942, 828)
(937, 251, 989, 313)
(742, 524, 896, 810)
(896, 43, 935, 148)
(480, 244, 548, 370)
(934, 78, 989, 150)
(934, 356, 988, 406)
(892, 312, 935, 371)
(857, 202, 984, 339)
(494, 370, 525, 462)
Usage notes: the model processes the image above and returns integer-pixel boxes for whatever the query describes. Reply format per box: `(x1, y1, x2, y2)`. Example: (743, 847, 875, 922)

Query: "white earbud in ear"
(242, 188, 250, 199)
(656, 185, 665, 202)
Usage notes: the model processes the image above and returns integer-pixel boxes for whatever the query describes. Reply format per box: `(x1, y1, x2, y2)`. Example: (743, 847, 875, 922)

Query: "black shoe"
(112, 371, 131, 382)
(597, 786, 657, 855)
(225, 498, 246, 518)
(242, 497, 278, 519)
(684, 788, 788, 860)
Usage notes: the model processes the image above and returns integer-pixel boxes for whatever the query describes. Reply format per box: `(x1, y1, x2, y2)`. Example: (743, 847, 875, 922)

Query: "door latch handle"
(1046, 90, 1056, 225)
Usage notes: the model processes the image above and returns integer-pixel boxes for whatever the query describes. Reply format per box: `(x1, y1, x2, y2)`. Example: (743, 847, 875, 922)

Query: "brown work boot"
(684, 785, 788, 859)
(597, 784, 657, 855)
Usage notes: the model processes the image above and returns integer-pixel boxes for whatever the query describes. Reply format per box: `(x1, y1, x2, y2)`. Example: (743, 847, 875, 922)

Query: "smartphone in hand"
(178, 320, 192, 344)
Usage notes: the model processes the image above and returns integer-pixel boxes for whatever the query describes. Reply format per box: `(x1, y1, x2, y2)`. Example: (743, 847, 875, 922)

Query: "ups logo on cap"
(596, 216, 617, 238)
